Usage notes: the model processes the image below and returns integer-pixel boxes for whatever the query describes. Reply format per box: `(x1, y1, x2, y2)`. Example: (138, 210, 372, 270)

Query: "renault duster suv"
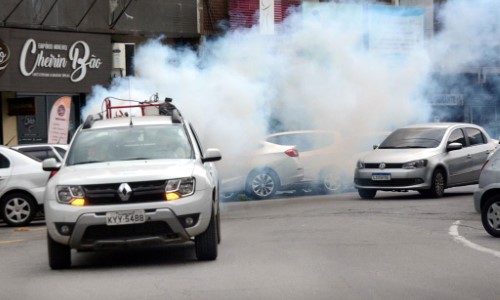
(43, 99, 222, 269)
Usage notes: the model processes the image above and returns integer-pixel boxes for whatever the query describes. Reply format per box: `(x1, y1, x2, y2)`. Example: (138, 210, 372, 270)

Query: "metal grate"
(82, 180, 166, 205)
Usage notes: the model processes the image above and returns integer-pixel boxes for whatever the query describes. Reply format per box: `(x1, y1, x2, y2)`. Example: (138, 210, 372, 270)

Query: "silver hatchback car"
(354, 123, 497, 199)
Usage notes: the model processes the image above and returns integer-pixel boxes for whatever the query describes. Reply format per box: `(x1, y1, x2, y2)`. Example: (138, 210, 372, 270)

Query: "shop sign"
(430, 94, 465, 106)
(0, 28, 111, 93)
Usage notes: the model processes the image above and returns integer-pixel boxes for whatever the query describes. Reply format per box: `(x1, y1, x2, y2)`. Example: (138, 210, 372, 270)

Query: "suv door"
(464, 127, 495, 181)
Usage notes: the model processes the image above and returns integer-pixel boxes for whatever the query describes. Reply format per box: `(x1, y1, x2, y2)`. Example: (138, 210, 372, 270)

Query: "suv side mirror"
(447, 142, 463, 151)
(42, 158, 61, 171)
(202, 148, 222, 163)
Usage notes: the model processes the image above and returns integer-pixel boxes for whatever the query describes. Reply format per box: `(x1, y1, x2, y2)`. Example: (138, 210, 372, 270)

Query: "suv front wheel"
(195, 210, 218, 260)
(481, 195, 500, 238)
(47, 232, 71, 269)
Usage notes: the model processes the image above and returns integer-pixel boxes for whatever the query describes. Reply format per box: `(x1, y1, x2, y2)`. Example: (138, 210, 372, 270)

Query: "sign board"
(430, 94, 465, 106)
(7, 97, 36, 116)
(0, 28, 111, 93)
(260, 0, 275, 35)
(47, 97, 72, 144)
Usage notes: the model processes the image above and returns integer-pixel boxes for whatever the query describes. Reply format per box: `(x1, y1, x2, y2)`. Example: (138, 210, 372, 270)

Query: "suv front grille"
(81, 222, 177, 244)
(82, 180, 166, 205)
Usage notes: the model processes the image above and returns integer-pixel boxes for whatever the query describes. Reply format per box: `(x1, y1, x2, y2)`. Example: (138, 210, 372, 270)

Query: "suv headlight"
(165, 177, 195, 201)
(402, 159, 427, 169)
(56, 186, 86, 206)
(357, 161, 365, 169)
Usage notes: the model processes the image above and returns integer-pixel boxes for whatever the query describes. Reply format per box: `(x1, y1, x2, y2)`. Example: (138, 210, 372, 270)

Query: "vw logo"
(379, 163, 386, 170)
(117, 183, 132, 201)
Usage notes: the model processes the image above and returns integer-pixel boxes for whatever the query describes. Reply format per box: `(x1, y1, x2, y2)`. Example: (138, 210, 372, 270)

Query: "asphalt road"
(0, 186, 499, 300)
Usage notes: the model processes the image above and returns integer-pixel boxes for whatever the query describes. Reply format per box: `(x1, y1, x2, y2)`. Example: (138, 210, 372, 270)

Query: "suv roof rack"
(103, 95, 183, 123)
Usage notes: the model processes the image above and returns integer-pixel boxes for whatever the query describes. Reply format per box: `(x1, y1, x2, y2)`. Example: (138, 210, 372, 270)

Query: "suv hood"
(58, 160, 195, 185)
(361, 148, 439, 163)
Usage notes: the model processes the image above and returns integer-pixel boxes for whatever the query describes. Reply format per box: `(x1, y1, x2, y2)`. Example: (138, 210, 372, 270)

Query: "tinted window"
(54, 147, 67, 159)
(379, 128, 446, 149)
(448, 129, 466, 146)
(0, 154, 10, 169)
(266, 133, 335, 152)
(465, 128, 486, 146)
(19, 148, 59, 161)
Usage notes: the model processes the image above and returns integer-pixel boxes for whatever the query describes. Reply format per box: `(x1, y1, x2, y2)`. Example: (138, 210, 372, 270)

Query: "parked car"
(265, 130, 359, 194)
(354, 123, 497, 199)
(11, 144, 68, 162)
(219, 141, 303, 200)
(473, 147, 500, 237)
(0, 146, 49, 226)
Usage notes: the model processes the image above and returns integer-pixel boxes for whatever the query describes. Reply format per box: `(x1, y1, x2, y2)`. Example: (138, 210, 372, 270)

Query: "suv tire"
(195, 210, 218, 261)
(47, 232, 71, 269)
(1, 193, 37, 227)
(481, 195, 500, 238)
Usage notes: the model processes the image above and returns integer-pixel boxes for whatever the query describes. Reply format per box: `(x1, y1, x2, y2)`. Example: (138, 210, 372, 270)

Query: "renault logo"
(118, 183, 132, 201)
(379, 163, 386, 170)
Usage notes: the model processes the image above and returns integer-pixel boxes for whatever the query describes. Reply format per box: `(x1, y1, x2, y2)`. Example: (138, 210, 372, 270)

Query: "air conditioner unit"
(112, 43, 126, 77)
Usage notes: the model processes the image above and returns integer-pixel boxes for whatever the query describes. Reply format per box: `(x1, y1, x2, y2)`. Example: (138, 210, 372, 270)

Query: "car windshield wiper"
(397, 146, 428, 148)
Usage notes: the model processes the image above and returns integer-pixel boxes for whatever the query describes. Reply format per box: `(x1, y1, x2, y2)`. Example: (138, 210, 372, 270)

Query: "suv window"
(465, 128, 486, 146)
(448, 129, 466, 146)
(66, 125, 193, 165)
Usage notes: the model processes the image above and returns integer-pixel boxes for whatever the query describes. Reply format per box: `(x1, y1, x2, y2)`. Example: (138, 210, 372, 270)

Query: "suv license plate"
(372, 173, 391, 181)
(106, 210, 146, 226)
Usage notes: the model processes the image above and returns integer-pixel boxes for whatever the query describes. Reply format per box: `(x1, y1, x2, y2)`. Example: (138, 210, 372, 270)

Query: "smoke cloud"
(82, 0, 499, 191)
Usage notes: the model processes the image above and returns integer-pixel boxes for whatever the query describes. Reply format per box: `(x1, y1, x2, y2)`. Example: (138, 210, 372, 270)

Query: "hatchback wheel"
(246, 169, 279, 200)
(0, 193, 37, 227)
(427, 169, 445, 198)
(481, 195, 500, 238)
(318, 169, 344, 194)
(358, 189, 377, 199)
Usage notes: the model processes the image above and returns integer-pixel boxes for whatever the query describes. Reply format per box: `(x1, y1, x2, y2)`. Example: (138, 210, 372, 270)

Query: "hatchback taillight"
(285, 148, 299, 157)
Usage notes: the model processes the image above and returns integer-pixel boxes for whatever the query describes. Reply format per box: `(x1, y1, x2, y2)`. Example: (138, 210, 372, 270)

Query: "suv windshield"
(379, 128, 446, 149)
(66, 125, 193, 165)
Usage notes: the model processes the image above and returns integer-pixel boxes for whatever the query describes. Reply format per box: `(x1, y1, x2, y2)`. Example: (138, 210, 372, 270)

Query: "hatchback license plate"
(372, 173, 391, 181)
(106, 210, 146, 226)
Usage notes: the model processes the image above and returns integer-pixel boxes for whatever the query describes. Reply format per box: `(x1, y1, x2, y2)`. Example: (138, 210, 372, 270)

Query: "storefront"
(0, 28, 112, 145)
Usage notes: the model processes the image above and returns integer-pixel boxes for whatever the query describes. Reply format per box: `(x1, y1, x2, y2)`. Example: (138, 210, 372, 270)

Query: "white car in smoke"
(355, 123, 497, 199)
(265, 130, 349, 194)
(219, 141, 303, 200)
(43, 98, 222, 269)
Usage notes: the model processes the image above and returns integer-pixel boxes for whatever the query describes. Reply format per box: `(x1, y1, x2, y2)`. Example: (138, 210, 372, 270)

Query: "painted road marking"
(449, 220, 500, 258)
(0, 239, 26, 244)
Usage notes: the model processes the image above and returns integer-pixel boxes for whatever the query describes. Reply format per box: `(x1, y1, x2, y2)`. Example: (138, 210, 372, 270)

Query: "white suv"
(43, 99, 222, 269)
